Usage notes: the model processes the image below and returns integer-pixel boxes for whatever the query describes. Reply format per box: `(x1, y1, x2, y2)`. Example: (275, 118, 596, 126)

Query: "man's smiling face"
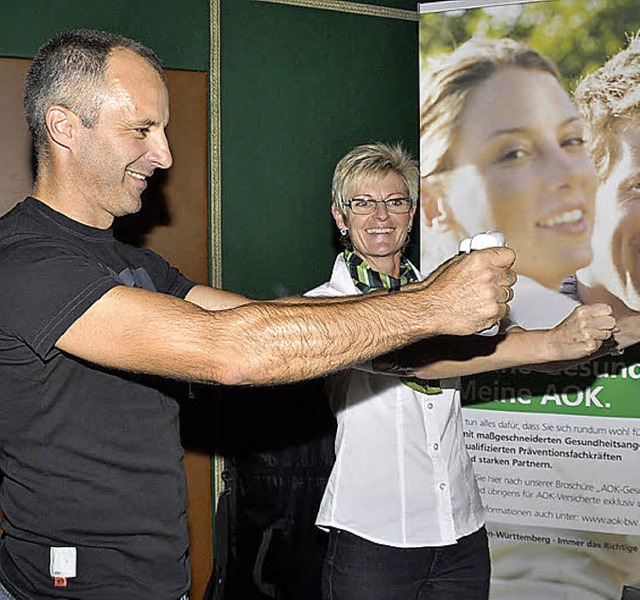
(72, 48, 173, 228)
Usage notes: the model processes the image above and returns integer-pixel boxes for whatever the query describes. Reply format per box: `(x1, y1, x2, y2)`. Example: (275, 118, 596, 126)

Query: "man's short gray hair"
(25, 28, 165, 168)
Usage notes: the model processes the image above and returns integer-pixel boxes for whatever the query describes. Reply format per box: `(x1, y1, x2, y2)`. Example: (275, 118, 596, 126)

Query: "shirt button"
(427, 402, 434, 410)
(439, 482, 447, 491)
(433, 443, 439, 452)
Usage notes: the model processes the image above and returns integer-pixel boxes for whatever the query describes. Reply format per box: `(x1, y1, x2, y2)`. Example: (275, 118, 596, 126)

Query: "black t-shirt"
(0, 197, 196, 599)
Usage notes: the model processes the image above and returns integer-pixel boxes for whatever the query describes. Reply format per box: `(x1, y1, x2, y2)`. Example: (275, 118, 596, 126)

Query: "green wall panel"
(0, 0, 208, 70)
(219, 0, 420, 299)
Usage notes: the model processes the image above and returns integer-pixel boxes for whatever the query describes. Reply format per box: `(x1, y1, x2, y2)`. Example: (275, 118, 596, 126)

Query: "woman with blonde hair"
(306, 141, 615, 600)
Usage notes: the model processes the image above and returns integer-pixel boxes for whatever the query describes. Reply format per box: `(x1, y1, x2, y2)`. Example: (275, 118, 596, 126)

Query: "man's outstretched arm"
(55, 247, 516, 386)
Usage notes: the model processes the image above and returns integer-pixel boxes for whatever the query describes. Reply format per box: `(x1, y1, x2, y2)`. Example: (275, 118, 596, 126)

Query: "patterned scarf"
(344, 249, 418, 293)
(343, 250, 441, 394)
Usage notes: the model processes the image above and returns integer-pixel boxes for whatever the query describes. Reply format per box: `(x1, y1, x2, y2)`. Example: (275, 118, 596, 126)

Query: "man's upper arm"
(0, 237, 200, 362)
(55, 285, 216, 378)
(0, 241, 119, 359)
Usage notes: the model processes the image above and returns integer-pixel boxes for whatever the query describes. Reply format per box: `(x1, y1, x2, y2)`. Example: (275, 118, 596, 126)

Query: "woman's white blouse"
(305, 254, 485, 547)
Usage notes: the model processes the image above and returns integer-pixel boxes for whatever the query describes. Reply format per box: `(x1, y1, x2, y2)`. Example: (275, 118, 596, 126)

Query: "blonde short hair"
(331, 142, 419, 218)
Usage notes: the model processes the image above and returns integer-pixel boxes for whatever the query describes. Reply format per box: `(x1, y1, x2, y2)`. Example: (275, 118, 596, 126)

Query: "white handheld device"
(458, 231, 507, 336)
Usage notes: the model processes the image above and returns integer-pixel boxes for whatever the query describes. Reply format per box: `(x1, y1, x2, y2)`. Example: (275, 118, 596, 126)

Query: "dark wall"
(0, 0, 208, 70)
(219, 0, 420, 299)
(211, 4, 420, 597)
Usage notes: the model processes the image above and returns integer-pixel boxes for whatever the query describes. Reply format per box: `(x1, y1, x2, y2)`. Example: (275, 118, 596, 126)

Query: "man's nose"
(150, 130, 173, 170)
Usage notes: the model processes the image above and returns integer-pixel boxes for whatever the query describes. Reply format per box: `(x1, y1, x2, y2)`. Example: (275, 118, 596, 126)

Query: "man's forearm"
(203, 289, 470, 385)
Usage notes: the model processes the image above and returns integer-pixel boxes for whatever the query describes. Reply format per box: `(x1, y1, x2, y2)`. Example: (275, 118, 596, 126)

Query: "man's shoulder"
(0, 198, 57, 245)
(0, 203, 89, 275)
(0, 198, 30, 235)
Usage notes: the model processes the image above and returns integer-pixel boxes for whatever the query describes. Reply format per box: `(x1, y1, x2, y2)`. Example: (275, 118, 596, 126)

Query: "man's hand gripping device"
(458, 231, 507, 336)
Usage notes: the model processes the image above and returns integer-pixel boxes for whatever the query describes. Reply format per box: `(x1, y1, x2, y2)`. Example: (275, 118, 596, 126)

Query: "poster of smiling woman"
(418, 0, 640, 598)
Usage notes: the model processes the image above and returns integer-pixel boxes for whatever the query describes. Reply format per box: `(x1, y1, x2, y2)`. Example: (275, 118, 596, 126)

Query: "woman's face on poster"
(436, 66, 597, 289)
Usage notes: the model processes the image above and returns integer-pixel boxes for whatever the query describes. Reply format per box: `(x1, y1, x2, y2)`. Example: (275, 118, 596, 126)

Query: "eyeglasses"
(345, 197, 413, 215)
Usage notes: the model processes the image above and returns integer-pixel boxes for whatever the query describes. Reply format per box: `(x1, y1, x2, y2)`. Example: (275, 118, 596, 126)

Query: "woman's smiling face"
(440, 66, 597, 289)
(333, 170, 415, 277)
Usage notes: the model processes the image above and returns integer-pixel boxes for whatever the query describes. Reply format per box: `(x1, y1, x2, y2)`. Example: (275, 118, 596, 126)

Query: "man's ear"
(44, 105, 79, 151)
(420, 175, 452, 229)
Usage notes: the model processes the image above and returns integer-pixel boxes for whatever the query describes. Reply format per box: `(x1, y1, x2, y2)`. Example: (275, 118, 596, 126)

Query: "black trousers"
(322, 527, 491, 600)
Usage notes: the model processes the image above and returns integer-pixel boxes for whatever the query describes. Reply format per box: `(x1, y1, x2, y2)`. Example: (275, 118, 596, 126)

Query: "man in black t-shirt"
(0, 29, 520, 599)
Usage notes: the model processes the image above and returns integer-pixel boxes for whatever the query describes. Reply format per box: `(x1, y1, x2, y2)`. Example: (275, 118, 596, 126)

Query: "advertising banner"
(418, 1, 640, 598)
